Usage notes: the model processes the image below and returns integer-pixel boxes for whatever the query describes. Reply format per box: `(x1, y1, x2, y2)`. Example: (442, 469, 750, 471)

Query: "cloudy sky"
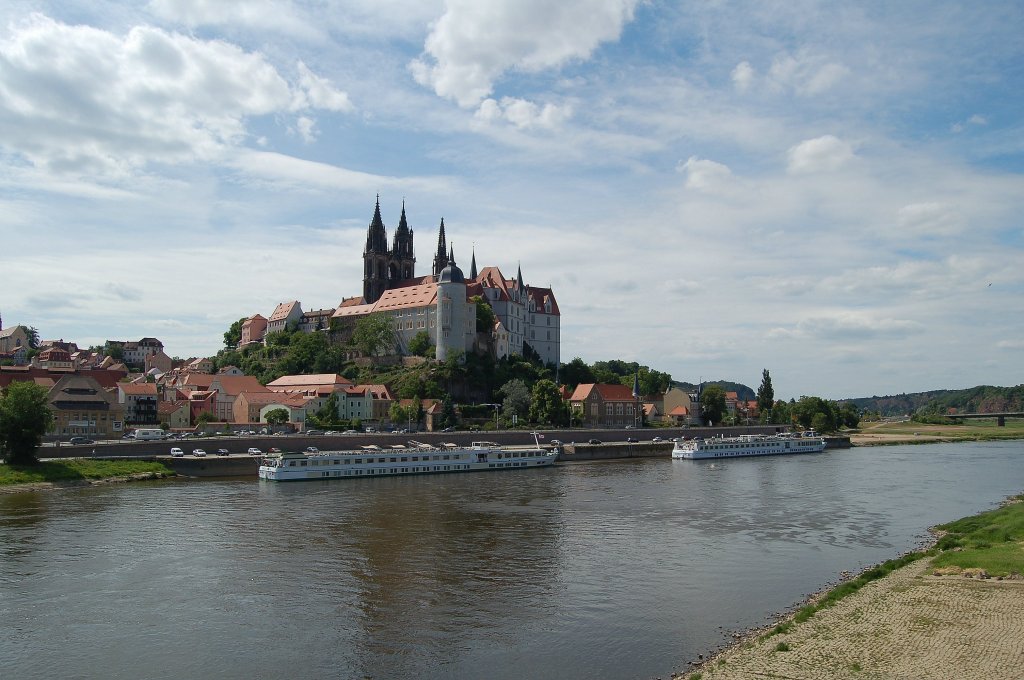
(1, 1, 1022, 400)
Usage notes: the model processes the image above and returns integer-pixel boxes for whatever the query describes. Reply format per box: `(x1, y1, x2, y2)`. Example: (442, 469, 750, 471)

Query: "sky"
(1, 1, 1022, 401)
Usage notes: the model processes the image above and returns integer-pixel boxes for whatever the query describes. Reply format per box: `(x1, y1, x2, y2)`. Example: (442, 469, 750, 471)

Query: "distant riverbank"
(850, 420, 1024, 447)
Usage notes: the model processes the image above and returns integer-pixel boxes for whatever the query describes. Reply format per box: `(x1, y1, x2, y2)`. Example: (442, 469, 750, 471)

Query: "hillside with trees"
(843, 385, 1024, 418)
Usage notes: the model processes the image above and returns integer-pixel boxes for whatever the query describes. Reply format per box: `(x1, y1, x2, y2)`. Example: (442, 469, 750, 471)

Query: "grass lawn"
(852, 418, 1024, 442)
(0, 458, 175, 486)
(930, 495, 1024, 576)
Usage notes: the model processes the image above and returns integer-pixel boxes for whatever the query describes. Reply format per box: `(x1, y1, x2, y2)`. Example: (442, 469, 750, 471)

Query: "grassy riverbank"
(849, 418, 1024, 446)
(683, 494, 1024, 679)
(0, 459, 176, 487)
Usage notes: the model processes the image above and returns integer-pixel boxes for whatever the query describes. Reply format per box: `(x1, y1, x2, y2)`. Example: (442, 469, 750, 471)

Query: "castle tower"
(432, 218, 449, 277)
(435, 252, 467, 362)
(363, 195, 390, 304)
(389, 201, 416, 283)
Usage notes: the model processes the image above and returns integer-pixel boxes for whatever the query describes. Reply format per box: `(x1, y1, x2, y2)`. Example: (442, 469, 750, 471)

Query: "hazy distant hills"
(844, 385, 1024, 417)
(673, 382, 1024, 417)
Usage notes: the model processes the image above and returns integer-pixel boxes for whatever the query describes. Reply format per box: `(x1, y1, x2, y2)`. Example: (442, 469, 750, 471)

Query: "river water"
(2, 440, 1022, 680)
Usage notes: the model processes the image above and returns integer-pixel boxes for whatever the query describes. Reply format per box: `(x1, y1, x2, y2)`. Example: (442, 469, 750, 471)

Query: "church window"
(605, 404, 614, 416)
(616, 403, 624, 415)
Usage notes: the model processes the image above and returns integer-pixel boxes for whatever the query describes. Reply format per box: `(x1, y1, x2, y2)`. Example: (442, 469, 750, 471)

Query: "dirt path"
(686, 558, 1024, 679)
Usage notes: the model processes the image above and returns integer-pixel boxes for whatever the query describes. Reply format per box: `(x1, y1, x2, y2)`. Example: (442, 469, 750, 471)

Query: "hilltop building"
(254, 197, 560, 366)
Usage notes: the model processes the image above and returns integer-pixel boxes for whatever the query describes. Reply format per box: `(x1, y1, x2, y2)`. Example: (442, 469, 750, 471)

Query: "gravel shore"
(684, 557, 1024, 679)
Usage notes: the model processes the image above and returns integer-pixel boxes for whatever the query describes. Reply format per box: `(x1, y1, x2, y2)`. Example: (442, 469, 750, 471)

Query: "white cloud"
(996, 339, 1024, 350)
(897, 202, 966, 237)
(295, 61, 354, 112)
(474, 97, 572, 129)
(768, 50, 849, 96)
(786, 135, 855, 174)
(412, 0, 639, 107)
(147, 0, 322, 39)
(678, 156, 734, 193)
(295, 116, 317, 143)
(0, 14, 351, 179)
(731, 61, 754, 92)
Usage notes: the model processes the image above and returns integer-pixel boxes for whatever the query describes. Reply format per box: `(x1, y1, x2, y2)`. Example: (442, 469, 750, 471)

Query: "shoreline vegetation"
(0, 459, 176, 492)
(848, 419, 1024, 446)
(681, 493, 1024, 680)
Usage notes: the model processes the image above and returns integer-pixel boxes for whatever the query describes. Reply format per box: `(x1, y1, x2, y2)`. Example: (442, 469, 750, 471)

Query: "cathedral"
(255, 198, 560, 365)
(336, 197, 561, 366)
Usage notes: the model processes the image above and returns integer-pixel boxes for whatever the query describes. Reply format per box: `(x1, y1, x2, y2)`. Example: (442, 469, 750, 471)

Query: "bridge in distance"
(942, 412, 1024, 427)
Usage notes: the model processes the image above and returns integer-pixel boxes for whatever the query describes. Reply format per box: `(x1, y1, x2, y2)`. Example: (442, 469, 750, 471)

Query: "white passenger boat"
(258, 434, 558, 481)
(671, 431, 826, 460)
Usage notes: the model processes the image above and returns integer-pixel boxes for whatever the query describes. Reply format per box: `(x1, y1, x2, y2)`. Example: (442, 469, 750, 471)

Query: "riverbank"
(0, 459, 176, 493)
(682, 495, 1024, 680)
(849, 419, 1024, 446)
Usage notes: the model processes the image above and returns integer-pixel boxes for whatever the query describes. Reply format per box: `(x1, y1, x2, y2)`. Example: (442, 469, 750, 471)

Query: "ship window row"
(298, 453, 473, 466)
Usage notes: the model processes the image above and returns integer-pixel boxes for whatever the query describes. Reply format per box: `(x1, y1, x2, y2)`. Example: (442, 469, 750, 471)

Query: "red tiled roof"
(120, 382, 158, 396)
(267, 374, 353, 388)
(668, 406, 689, 416)
(568, 383, 636, 402)
(269, 301, 300, 322)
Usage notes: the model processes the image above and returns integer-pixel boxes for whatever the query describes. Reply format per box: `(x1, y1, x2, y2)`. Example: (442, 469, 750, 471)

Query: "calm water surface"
(2, 440, 1022, 679)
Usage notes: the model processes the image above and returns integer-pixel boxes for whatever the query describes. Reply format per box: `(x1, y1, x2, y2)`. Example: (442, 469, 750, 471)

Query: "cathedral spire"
(432, 218, 449, 277)
(516, 262, 525, 290)
(448, 244, 455, 265)
(365, 194, 387, 253)
(469, 246, 478, 280)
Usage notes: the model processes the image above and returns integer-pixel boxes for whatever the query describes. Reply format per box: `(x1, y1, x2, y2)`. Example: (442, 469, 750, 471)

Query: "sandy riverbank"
(682, 557, 1024, 679)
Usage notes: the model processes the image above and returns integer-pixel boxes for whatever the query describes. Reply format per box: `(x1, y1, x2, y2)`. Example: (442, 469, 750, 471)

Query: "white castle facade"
(259, 198, 561, 366)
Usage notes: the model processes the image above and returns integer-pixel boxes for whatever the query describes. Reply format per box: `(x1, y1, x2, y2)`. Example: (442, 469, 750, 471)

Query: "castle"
(252, 198, 561, 366)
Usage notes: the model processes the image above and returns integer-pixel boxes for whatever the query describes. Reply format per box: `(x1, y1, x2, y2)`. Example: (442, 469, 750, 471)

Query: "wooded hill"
(842, 385, 1024, 417)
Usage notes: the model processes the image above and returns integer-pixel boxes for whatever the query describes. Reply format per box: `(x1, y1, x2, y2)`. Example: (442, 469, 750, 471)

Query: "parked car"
(247, 447, 262, 455)
(69, 437, 95, 445)
(626, 437, 638, 443)
(192, 448, 207, 457)
(269, 447, 281, 453)
(121, 432, 135, 440)
(170, 447, 184, 457)
(305, 429, 323, 436)
(588, 439, 602, 445)
(652, 436, 664, 443)
(549, 439, 563, 446)
(305, 446, 320, 453)
(216, 448, 230, 456)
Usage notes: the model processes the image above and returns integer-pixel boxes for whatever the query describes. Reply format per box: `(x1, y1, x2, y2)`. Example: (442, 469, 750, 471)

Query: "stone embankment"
(683, 558, 1024, 680)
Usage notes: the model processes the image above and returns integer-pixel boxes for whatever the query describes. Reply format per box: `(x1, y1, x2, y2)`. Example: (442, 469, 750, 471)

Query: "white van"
(134, 428, 166, 441)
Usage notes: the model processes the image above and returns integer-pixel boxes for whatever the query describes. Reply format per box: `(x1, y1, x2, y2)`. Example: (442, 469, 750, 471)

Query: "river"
(2, 440, 1022, 679)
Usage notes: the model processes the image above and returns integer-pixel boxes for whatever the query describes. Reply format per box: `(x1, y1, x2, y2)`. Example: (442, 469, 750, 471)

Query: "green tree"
(0, 381, 53, 464)
(437, 395, 457, 430)
(352, 313, 396, 356)
(471, 295, 497, 333)
(559, 357, 595, 389)
(197, 411, 216, 426)
(224, 317, 246, 349)
(389, 401, 409, 427)
(105, 343, 124, 362)
(407, 331, 433, 357)
(314, 393, 340, 426)
(497, 378, 532, 425)
(756, 369, 774, 421)
(699, 384, 727, 426)
(265, 408, 290, 426)
(793, 396, 838, 432)
(529, 379, 568, 426)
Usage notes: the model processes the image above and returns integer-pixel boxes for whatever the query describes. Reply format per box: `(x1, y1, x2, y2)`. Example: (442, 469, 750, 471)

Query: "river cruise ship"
(258, 435, 558, 481)
(672, 432, 826, 460)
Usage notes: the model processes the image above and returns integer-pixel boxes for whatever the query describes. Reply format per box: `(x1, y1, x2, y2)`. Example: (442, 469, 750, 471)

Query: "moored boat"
(671, 431, 826, 460)
(258, 433, 558, 481)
